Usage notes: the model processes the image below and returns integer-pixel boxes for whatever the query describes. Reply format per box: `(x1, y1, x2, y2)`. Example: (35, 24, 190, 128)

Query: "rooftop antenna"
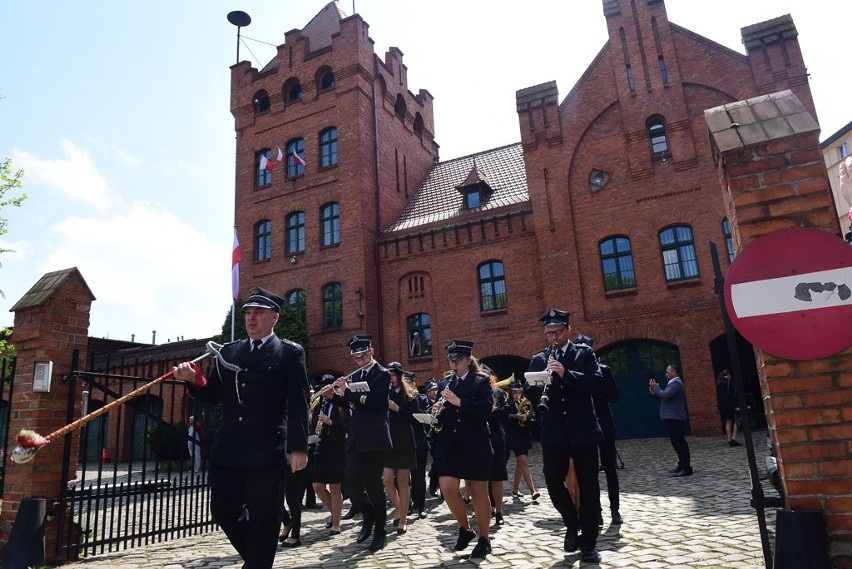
(227, 11, 252, 65)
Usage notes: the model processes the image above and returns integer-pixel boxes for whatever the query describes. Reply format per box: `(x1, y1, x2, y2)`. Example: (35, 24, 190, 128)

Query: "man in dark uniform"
(575, 333, 622, 526)
(173, 287, 309, 569)
(333, 335, 392, 552)
(524, 309, 604, 564)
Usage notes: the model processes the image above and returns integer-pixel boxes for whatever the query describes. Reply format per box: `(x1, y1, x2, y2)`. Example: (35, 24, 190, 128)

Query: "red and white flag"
(259, 154, 273, 171)
(231, 228, 242, 302)
(276, 146, 284, 162)
(292, 147, 306, 167)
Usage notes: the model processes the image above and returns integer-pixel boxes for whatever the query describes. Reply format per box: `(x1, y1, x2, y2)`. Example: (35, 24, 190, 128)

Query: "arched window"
(285, 211, 305, 254)
(599, 236, 636, 290)
(413, 113, 424, 137)
(284, 78, 303, 103)
(320, 202, 340, 247)
(286, 289, 306, 322)
(394, 94, 406, 121)
(659, 225, 699, 281)
(407, 313, 432, 357)
(319, 127, 338, 168)
(648, 116, 669, 157)
(722, 218, 735, 263)
(318, 67, 335, 91)
(322, 283, 343, 328)
(252, 90, 270, 114)
(255, 149, 272, 187)
(286, 138, 305, 178)
(478, 260, 506, 311)
(254, 219, 272, 261)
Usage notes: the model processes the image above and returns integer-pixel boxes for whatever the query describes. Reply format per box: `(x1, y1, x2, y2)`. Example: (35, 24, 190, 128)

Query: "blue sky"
(1, 0, 846, 344)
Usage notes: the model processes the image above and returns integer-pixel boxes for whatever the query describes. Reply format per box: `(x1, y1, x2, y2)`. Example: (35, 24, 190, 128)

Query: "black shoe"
(397, 527, 407, 535)
(729, 439, 742, 447)
(356, 524, 373, 543)
(668, 467, 681, 473)
(611, 511, 623, 524)
(672, 468, 693, 477)
(531, 491, 541, 501)
(470, 537, 491, 558)
(418, 510, 427, 519)
(493, 512, 503, 527)
(454, 527, 476, 551)
(391, 518, 399, 527)
(368, 530, 387, 552)
(324, 521, 332, 529)
(343, 508, 358, 520)
(581, 548, 601, 563)
(563, 530, 578, 552)
(280, 538, 301, 548)
(512, 491, 523, 498)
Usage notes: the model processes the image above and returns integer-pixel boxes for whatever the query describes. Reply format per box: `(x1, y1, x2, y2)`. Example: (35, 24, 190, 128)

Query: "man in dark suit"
(333, 335, 392, 552)
(524, 309, 604, 564)
(173, 287, 309, 569)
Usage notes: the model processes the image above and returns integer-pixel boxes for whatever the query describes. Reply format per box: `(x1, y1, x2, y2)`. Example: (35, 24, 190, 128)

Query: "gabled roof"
(383, 143, 528, 234)
(10, 267, 96, 312)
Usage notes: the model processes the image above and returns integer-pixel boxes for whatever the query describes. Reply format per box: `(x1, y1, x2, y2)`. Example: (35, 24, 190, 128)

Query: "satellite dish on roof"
(226, 11, 252, 64)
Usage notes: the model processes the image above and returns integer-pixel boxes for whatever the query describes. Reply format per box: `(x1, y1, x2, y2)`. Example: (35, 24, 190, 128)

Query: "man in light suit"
(174, 287, 309, 569)
(333, 335, 392, 552)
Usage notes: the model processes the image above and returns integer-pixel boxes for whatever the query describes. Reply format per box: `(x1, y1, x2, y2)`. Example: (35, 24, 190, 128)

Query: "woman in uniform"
(310, 374, 350, 535)
(505, 382, 540, 501)
(430, 340, 494, 558)
(484, 367, 510, 527)
(384, 362, 419, 534)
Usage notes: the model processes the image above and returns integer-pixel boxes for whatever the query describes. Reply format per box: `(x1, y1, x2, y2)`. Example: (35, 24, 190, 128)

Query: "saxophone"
(431, 372, 457, 434)
(518, 396, 533, 426)
(537, 342, 558, 413)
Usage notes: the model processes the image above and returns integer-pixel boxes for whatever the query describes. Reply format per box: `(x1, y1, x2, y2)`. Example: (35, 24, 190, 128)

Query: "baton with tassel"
(11, 349, 213, 464)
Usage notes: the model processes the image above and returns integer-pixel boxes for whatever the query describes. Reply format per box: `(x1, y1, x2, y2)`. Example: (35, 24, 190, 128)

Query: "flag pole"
(231, 300, 236, 342)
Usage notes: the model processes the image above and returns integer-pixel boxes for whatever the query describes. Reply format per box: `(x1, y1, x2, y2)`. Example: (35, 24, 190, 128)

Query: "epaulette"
(282, 338, 304, 349)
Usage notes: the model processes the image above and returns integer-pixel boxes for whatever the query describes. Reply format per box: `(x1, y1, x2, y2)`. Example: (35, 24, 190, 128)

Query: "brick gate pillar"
(705, 90, 851, 562)
(5, 268, 95, 562)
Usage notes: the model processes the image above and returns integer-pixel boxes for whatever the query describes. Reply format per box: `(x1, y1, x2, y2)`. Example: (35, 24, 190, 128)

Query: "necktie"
(252, 339, 262, 352)
(556, 349, 563, 360)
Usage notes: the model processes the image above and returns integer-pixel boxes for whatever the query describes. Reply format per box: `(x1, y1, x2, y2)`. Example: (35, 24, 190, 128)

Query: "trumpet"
(517, 396, 533, 426)
(537, 342, 558, 413)
(431, 372, 458, 434)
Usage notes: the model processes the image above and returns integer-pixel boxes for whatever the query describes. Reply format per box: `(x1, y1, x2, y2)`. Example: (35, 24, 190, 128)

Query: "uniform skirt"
(384, 448, 417, 470)
(432, 443, 491, 481)
(312, 442, 345, 484)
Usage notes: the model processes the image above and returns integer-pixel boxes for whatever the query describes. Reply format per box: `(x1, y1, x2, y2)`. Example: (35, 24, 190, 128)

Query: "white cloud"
(0, 239, 33, 263)
(12, 140, 122, 213)
(113, 146, 141, 168)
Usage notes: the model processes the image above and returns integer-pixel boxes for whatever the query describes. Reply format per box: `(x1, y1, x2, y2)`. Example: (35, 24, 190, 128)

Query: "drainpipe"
(371, 58, 385, 358)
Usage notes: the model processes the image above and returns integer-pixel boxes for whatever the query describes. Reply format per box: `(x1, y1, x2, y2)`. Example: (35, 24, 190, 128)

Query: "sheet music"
(349, 381, 371, 393)
(524, 371, 551, 386)
(413, 413, 436, 425)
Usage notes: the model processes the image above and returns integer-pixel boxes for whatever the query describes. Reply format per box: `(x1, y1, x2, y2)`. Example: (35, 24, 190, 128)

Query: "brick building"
(231, 0, 828, 438)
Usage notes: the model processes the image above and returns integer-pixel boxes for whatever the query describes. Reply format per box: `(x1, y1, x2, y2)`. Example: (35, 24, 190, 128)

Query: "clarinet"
(537, 342, 558, 413)
(314, 397, 330, 452)
(430, 372, 458, 435)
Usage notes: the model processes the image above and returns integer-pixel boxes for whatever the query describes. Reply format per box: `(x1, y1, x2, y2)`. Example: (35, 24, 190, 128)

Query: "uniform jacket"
(388, 387, 418, 453)
(311, 397, 350, 451)
(525, 341, 604, 447)
(592, 364, 619, 439)
(431, 371, 494, 461)
(504, 395, 533, 451)
(336, 363, 392, 453)
(189, 336, 310, 467)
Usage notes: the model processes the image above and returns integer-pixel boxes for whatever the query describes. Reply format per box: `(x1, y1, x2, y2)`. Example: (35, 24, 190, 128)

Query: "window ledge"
(253, 258, 271, 265)
(408, 355, 433, 365)
(320, 242, 341, 250)
(319, 163, 338, 172)
(604, 287, 638, 299)
(480, 308, 508, 317)
(255, 183, 272, 190)
(666, 278, 702, 290)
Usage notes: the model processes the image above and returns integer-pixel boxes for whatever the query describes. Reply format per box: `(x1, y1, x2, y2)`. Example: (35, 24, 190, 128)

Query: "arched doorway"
(131, 395, 163, 461)
(81, 400, 107, 461)
(598, 340, 684, 439)
(709, 331, 764, 428)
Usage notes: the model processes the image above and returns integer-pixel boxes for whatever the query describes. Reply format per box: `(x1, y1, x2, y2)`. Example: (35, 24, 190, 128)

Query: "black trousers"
(598, 435, 620, 513)
(541, 443, 600, 551)
(280, 466, 305, 539)
(345, 450, 387, 530)
(665, 419, 691, 469)
(412, 447, 428, 511)
(209, 463, 283, 569)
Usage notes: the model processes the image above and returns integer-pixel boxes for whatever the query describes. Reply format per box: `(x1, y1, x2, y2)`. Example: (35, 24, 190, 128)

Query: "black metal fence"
(53, 348, 220, 563)
(0, 356, 16, 498)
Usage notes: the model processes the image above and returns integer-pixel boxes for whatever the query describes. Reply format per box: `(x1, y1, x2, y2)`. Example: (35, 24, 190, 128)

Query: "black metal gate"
(53, 347, 220, 563)
(0, 356, 16, 497)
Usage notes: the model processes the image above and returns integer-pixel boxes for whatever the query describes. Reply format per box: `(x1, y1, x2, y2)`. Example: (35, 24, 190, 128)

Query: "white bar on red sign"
(731, 268, 852, 317)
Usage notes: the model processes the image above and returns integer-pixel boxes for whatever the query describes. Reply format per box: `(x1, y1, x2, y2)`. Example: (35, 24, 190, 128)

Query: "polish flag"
(276, 146, 284, 162)
(292, 147, 306, 167)
(259, 154, 273, 171)
(231, 228, 242, 302)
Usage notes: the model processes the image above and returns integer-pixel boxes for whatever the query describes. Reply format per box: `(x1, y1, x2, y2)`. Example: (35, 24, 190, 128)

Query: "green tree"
(219, 302, 310, 358)
(1, 157, 26, 361)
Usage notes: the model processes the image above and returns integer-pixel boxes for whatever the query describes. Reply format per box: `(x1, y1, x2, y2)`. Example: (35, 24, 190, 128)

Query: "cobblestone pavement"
(62, 430, 776, 568)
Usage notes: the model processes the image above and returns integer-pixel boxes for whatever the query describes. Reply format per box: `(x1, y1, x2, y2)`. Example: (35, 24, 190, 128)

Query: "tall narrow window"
(838, 142, 850, 161)
(320, 202, 340, 246)
(722, 219, 735, 263)
(478, 260, 507, 311)
(648, 117, 669, 157)
(320, 71, 335, 91)
(287, 81, 303, 103)
(254, 219, 272, 261)
(252, 90, 270, 114)
(658, 56, 669, 85)
(600, 236, 636, 290)
(286, 138, 305, 178)
(255, 149, 272, 187)
(659, 225, 699, 282)
(322, 283, 342, 328)
(626, 64, 635, 93)
(286, 289, 306, 322)
(319, 128, 338, 168)
(407, 313, 432, 357)
(285, 211, 305, 254)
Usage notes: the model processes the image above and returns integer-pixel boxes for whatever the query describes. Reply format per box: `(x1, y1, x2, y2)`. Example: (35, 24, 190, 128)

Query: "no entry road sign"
(724, 227, 852, 360)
